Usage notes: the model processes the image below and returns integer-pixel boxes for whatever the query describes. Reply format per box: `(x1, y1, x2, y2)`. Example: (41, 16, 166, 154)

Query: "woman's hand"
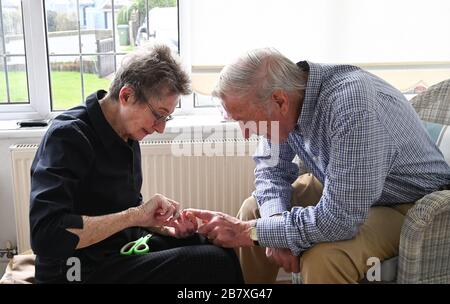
(132, 193, 180, 228)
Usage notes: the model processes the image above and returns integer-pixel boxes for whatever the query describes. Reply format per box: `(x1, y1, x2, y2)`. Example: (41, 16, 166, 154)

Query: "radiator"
(10, 139, 257, 253)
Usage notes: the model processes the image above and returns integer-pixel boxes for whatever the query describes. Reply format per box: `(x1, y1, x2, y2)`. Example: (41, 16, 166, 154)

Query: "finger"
(280, 255, 295, 273)
(167, 199, 181, 218)
(191, 218, 199, 231)
(164, 217, 177, 227)
(179, 212, 188, 222)
(184, 208, 215, 222)
(174, 224, 182, 238)
(281, 256, 292, 273)
(156, 205, 175, 222)
(212, 237, 231, 248)
(162, 204, 175, 217)
(197, 221, 215, 235)
(184, 211, 199, 231)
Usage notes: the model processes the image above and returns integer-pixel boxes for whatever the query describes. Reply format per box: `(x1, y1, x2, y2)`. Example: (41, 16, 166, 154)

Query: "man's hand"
(156, 210, 199, 238)
(186, 208, 254, 247)
(266, 247, 300, 273)
(132, 193, 180, 228)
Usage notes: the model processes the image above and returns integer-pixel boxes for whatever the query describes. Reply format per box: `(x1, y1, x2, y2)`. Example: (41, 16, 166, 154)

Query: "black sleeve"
(30, 123, 94, 258)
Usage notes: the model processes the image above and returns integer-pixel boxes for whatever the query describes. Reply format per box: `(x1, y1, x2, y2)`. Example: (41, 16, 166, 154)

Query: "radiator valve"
(0, 241, 18, 259)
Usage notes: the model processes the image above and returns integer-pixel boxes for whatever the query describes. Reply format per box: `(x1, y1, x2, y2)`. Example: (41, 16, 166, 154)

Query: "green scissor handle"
(120, 234, 152, 255)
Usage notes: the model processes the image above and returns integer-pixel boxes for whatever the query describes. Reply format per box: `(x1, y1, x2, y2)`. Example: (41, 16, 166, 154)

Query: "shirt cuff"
(256, 197, 289, 218)
(256, 215, 290, 249)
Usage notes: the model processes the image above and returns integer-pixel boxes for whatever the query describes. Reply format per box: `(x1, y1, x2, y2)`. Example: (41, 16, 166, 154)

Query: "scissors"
(120, 234, 152, 256)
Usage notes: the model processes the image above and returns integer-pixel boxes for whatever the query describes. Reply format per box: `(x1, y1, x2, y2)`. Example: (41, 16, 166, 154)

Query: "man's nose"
(154, 122, 166, 134)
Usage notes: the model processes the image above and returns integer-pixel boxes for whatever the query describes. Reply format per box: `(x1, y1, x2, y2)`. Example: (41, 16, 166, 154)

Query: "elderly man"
(188, 48, 450, 283)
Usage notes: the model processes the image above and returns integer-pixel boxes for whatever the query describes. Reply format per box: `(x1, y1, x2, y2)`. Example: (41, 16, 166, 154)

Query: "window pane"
(0, 0, 28, 105)
(82, 55, 112, 97)
(0, 59, 6, 102)
(190, 0, 450, 100)
(3, 0, 25, 55)
(132, 3, 178, 53)
(46, 0, 79, 55)
(49, 55, 82, 111)
(0, 14, 3, 54)
(7, 55, 28, 103)
(81, 0, 113, 54)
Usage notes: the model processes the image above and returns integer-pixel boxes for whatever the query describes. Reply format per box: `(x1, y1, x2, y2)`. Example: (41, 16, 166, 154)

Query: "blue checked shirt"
(254, 61, 450, 256)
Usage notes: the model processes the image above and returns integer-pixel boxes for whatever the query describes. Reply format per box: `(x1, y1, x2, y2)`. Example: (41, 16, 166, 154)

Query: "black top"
(30, 90, 144, 267)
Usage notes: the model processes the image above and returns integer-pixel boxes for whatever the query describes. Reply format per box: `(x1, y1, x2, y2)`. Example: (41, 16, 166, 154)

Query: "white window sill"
(0, 115, 241, 140)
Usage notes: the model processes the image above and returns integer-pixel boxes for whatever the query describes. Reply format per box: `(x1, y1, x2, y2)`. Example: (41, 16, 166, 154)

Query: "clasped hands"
(135, 193, 198, 239)
(136, 195, 249, 242)
(137, 195, 299, 273)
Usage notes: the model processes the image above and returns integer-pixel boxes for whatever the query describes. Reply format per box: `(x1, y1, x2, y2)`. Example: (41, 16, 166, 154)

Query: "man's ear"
(118, 86, 133, 105)
(271, 90, 289, 115)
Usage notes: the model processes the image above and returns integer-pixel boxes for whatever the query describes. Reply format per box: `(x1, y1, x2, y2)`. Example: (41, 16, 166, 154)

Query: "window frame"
(0, 0, 50, 120)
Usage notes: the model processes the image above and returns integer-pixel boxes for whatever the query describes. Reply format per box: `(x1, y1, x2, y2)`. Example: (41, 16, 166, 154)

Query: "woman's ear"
(271, 90, 289, 115)
(118, 86, 133, 105)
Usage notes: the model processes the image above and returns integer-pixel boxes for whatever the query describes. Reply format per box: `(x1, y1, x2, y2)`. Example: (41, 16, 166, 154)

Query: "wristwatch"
(249, 222, 259, 246)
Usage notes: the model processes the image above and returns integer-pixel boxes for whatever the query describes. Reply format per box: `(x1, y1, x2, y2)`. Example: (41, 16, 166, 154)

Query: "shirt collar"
(86, 90, 131, 148)
(295, 61, 324, 135)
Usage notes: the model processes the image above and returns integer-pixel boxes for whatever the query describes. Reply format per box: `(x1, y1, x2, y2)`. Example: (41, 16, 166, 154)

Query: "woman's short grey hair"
(109, 44, 191, 103)
(212, 48, 306, 103)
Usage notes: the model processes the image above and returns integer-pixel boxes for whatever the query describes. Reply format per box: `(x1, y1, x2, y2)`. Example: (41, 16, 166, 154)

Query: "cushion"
(0, 250, 35, 284)
(422, 121, 450, 164)
(411, 79, 450, 125)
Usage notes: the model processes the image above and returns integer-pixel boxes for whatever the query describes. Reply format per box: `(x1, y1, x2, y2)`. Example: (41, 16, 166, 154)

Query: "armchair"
(396, 78, 450, 283)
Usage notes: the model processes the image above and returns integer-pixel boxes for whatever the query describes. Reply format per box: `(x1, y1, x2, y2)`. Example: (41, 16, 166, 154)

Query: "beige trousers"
(237, 173, 413, 284)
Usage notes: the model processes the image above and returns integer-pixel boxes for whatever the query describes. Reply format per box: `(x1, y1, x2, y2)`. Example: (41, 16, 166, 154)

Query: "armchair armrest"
(397, 190, 450, 283)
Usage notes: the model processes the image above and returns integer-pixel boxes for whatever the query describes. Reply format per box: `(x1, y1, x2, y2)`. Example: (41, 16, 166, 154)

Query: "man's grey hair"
(109, 44, 191, 103)
(212, 48, 306, 103)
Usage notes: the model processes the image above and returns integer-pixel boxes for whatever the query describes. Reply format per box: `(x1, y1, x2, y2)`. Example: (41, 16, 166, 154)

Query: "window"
(188, 0, 450, 100)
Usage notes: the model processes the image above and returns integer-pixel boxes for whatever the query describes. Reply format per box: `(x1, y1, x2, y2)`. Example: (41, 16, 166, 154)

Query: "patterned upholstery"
(412, 79, 450, 125)
(397, 78, 450, 283)
(397, 191, 450, 283)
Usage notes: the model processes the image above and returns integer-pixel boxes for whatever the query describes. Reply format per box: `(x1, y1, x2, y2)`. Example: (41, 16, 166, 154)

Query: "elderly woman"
(29, 45, 243, 284)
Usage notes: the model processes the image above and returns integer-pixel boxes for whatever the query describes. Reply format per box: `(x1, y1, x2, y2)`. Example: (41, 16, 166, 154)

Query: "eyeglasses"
(146, 102, 173, 124)
(216, 102, 235, 122)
